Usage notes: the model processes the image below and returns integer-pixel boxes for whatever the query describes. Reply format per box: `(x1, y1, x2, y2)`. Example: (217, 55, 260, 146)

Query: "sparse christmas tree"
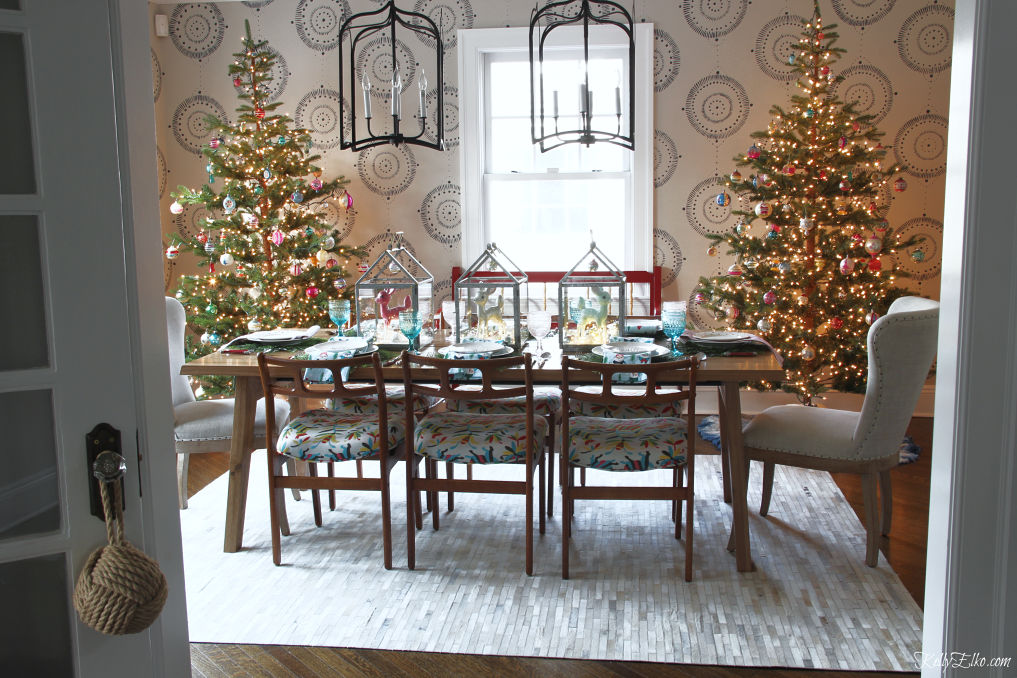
(167, 21, 365, 396)
(695, 3, 918, 404)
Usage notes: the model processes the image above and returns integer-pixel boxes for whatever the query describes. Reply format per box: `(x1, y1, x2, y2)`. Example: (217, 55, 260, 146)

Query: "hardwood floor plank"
(260, 645, 329, 678)
(240, 644, 303, 677)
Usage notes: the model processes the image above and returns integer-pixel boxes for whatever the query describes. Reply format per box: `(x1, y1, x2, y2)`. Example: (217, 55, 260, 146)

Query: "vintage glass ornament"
(796, 294, 808, 306)
(209, 137, 220, 149)
(867, 257, 883, 272)
(204, 238, 215, 253)
(255, 107, 265, 119)
(839, 180, 850, 192)
(233, 76, 243, 87)
(754, 202, 771, 217)
(864, 237, 883, 254)
(316, 249, 329, 263)
(333, 277, 347, 291)
(263, 169, 272, 180)
(222, 196, 235, 212)
(743, 256, 758, 269)
(325, 257, 338, 268)
(821, 65, 831, 76)
(766, 230, 779, 240)
(829, 317, 844, 330)
(727, 264, 743, 277)
(208, 332, 221, 346)
(747, 144, 760, 159)
(707, 245, 719, 257)
(763, 290, 777, 305)
(694, 292, 707, 303)
(799, 217, 814, 232)
(247, 319, 262, 332)
(205, 303, 217, 314)
(716, 192, 731, 206)
(911, 249, 925, 262)
(270, 229, 285, 246)
(169, 200, 183, 215)
(784, 164, 796, 175)
(866, 311, 880, 325)
(804, 109, 815, 119)
(778, 261, 791, 274)
(757, 318, 772, 332)
(290, 263, 303, 276)
(801, 345, 815, 360)
(324, 236, 335, 249)
(199, 332, 211, 345)
(838, 136, 848, 149)
(839, 257, 855, 274)
(876, 220, 889, 232)
(306, 286, 320, 298)
(165, 245, 180, 260)
(894, 178, 908, 192)
(196, 231, 208, 244)
(311, 178, 323, 191)
(291, 191, 304, 203)
(277, 136, 286, 145)
(730, 170, 742, 182)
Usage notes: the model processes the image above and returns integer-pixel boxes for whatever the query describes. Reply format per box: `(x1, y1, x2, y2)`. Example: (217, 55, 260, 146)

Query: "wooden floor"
(185, 416, 932, 677)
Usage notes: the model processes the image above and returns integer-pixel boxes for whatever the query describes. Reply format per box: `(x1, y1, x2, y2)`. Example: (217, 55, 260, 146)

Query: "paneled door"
(0, 0, 187, 675)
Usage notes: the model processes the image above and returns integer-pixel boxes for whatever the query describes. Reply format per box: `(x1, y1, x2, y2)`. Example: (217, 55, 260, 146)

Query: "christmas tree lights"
(695, 3, 919, 404)
(167, 20, 366, 397)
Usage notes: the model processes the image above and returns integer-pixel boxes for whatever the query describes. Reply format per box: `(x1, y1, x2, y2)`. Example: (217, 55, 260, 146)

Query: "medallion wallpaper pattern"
(154, 0, 951, 312)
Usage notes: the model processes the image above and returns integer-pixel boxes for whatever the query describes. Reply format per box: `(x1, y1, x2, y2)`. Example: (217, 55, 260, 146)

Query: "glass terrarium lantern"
(353, 232, 433, 349)
(558, 240, 626, 352)
(454, 243, 528, 349)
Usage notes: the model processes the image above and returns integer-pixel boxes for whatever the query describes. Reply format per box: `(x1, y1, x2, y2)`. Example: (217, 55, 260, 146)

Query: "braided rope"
(73, 481, 168, 635)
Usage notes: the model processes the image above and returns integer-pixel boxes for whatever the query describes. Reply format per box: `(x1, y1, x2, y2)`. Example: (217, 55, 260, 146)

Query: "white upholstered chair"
(166, 296, 289, 509)
(740, 296, 939, 566)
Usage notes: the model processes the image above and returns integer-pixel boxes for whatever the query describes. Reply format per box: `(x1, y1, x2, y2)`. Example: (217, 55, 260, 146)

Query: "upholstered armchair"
(740, 296, 939, 566)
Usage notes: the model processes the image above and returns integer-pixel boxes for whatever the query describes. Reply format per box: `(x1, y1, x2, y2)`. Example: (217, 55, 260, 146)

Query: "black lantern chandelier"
(339, 1, 445, 151)
(529, 0, 635, 152)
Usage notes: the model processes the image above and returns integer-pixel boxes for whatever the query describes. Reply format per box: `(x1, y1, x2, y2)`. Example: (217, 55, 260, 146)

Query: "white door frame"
(923, 1, 1017, 676)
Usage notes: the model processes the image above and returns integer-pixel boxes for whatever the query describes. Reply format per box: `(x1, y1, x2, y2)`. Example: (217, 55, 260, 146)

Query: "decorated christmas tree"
(167, 21, 365, 396)
(695, 3, 918, 404)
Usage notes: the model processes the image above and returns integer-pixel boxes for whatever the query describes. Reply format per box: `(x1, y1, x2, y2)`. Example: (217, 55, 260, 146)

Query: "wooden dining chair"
(401, 352, 546, 575)
(560, 355, 699, 581)
(257, 351, 405, 568)
(739, 296, 939, 566)
(166, 296, 289, 509)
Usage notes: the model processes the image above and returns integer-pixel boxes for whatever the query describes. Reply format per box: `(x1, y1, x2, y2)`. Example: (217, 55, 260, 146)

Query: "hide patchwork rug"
(180, 451, 922, 670)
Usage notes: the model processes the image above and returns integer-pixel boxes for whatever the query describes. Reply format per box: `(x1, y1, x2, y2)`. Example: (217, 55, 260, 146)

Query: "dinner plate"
(312, 336, 369, 352)
(602, 341, 655, 354)
(438, 345, 512, 358)
(684, 331, 753, 343)
(444, 341, 504, 354)
(244, 327, 318, 343)
(592, 343, 671, 359)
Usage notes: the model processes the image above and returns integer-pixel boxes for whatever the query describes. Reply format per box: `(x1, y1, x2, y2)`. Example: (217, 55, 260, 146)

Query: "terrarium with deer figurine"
(353, 232, 433, 349)
(453, 243, 528, 349)
(558, 240, 627, 352)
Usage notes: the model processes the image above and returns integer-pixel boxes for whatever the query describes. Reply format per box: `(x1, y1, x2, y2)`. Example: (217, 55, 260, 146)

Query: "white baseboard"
(693, 382, 937, 418)
(0, 470, 59, 534)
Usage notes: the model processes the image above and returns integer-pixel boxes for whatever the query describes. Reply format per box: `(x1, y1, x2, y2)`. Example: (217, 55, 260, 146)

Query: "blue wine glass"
(661, 309, 687, 356)
(328, 299, 351, 335)
(399, 310, 424, 351)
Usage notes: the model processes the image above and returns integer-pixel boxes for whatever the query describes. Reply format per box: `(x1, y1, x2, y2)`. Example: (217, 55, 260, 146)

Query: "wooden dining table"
(181, 333, 784, 572)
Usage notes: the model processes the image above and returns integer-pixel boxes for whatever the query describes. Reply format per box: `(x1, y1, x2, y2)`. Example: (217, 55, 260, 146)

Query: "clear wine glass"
(398, 310, 424, 351)
(661, 306, 687, 356)
(441, 299, 459, 341)
(328, 299, 351, 335)
(527, 310, 552, 353)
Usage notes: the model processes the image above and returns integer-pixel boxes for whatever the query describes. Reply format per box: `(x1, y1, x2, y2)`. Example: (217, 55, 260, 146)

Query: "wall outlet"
(154, 14, 169, 37)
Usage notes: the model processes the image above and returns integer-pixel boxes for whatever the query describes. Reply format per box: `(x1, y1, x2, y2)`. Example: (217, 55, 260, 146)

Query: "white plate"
(685, 331, 753, 343)
(602, 341, 655, 354)
(592, 343, 671, 358)
(445, 341, 504, 354)
(314, 337, 369, 352)
(438, 345, 512, 358)
(245, 328, 318, 343)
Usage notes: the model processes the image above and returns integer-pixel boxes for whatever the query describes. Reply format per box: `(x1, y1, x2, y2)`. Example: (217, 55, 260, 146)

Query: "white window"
(458, 25, 653, 272)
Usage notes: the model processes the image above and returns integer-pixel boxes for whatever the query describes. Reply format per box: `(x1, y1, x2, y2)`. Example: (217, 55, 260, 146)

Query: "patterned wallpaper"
(153, 0, 952, 318)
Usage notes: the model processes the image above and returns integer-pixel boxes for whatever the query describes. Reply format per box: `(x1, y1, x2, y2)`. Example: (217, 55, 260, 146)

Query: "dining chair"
(442, 385, 561, 516)
(401, 352, 547, 575)
(257, 351, 405, 568)
(166, 296, 289, 510)
(740, 296, 939, 566)
(560, 355, 699, 581)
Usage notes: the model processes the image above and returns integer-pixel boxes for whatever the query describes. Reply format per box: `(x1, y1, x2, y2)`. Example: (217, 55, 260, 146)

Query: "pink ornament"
(747, 144, 760, 160)
(754, 202, 771, 217)
(829, 317, 844, 330)
(867, 257, 883, 272)
(838, 136, 848, 149)
(839, 257, 855, 274)
(784, 164, 796, 176)
(169, 200, 184, 215)
(306, 286, 319, 298)
(852, 232, 864, 244)
(818, 170, 828, 181)
(233, 76, 243, 87)
(325, 258, 337, 268)
(894, 177, 908, 192)
(763, 290, 777, 305)
(209, 137, 220, 149)
(311, 178, 323, 191)
(852, 121, 860, 131)
(339, 190, 354, 210)
(821, 65, 831, 76)
(290, 263, 303, 276)
(768, 222, 780, 233)
(694, 292, 707, 303)
(270, 229, 285, 246)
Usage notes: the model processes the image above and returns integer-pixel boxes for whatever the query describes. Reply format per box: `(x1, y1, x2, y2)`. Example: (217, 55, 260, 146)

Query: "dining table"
(180, 329, 784, 572)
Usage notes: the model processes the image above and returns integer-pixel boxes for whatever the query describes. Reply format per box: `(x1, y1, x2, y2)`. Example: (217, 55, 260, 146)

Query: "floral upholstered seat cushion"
(327, 385, 440, 418)
(567, 416, 688, 471)
(276, 409, 404, 462)
(444, 385, 562, 420)
(414, 411, 549, 465)
(570, 386, 683, 419)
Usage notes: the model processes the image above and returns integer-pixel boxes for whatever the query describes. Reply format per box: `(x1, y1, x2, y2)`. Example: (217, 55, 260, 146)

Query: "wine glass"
(527, 310, 552, 354)
(661, 305, 687, 356)
(398, 310, 424, 351)
(328, 299, 351, 335)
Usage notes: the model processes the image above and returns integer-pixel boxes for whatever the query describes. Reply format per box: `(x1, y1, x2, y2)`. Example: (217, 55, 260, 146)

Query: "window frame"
(457, 25, 653, 270)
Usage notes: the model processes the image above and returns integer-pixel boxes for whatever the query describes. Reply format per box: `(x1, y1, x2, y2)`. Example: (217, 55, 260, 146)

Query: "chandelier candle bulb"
(361, 74, 372, 119)
(552, 90, 559, 118)
(418, 69, 427, 119)
(391, 69, 402, 118)
(579, 83, 587, 114)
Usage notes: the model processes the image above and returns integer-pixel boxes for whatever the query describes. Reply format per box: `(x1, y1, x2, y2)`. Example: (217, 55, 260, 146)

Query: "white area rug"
(180, 452, 922, 670)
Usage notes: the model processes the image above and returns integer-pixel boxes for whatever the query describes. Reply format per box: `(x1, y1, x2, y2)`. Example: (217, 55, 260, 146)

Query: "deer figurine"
(576, 285, 612, 336)
(470, 287, 506, 338)
(375, 288, 413, 325)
